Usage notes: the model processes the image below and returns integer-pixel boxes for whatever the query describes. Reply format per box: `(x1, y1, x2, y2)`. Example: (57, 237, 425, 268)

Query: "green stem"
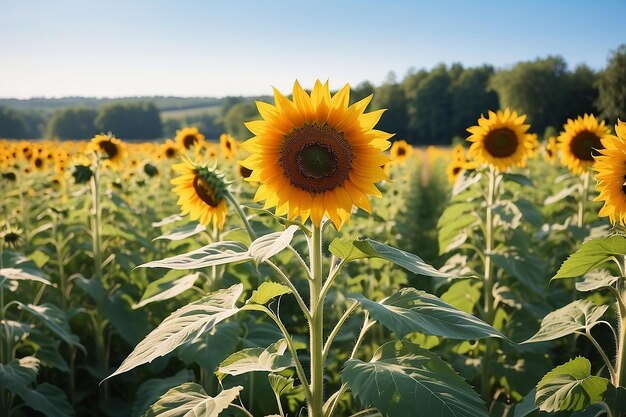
(265, 260, 311, 321)
(582, 330, 616, 382)
(309, 225, 324, 417)
(225, 191, 256, 240)
(615, 257, 626, 387)
(481, 166, 497, 404)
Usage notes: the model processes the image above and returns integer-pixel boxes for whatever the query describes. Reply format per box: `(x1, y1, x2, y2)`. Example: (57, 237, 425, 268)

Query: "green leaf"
(604, 384, 626, 416)
(575, 269, 619, 292)
(154, 222, 205, 241)
(525, 300, 608, 343)
(132, 370, 194, 417)
(352, 239, 454, 278)
(177, 322, 240, 372)
(329, 238, 369, 262)
(440, 279, 482, 314)
(535, 357, 609, 412)
(515, 198, 544, 228)
(249, 225, 299, 263)
(16, 303, 84, 351)
(143, 383, 242, 417)
(247, 282, 291, 305)
(503, 173, 533, 187)
(268, 374, 295, 397)
(491, 252, 546, 295)
(16, 383, 75, 417)
(0, 356, 40, 392)
(139, 241, 251, 270)
(106, 284, 243, 381)
(342, 341, 489, 417)
(513, 389, 537, 417)
(352, 288, 504, 340)
(134, 272, 200, 309)
(217, 339, 293, 378)
(553, 235, 626, 280)
(0, 251, 52, 286)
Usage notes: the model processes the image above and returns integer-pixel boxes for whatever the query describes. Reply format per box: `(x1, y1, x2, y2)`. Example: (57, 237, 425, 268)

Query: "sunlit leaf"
(352, 288, 504, 340)
(217, 339, 293, 378)
(249, 225, 299, 263)
(139, 241, 251, 270)
(16, 302, 84, 351)
(106, 284, 243, 381)
(247, 282, 291, 305)
(134, 272, 200, 309)
(342, 341, 489, 417)
(0, 356, 39, 392)
(553, 235, 626, 280)
(154, 223, 205, 241)
(535, 357, 608, 412)
(132, 370, 194, 417)
(525, 300, 608, 343)
(142, 383, 242, 417)
(575, 269, 619, 292)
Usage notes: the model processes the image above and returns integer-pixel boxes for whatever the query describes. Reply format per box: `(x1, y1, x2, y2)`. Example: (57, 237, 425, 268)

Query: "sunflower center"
(165, 147, 176, 158)
(34, 158, 43, 168)
(99, 140, 118, 159)
(397, 147, 407, 156)
(4, 232, 19, 243)
(452, 166, 461, 175)
(239, 165, 253, 179)
(183, 135, 197, 149)
(484, 128, 518, 158)
(570, 131, 603, 162)
(193, 176, 220, 207)
(280, 124, 354, 193)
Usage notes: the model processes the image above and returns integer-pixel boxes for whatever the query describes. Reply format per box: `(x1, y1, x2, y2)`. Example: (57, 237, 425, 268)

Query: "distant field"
(161, 104, 222, 119)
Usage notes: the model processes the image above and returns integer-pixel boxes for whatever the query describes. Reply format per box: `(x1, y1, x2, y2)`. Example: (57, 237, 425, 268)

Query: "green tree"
(0, 106, 26, 138)
(350, 81, 375, 105)
(48, 108, 97, 140)
(597, 44, 626, 121)
(371, 80, 408, 139)
(223, 101, 259, 140)
(96, 102, 163, 139)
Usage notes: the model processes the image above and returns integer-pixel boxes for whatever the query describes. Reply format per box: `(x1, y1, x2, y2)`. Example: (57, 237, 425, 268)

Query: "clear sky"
(1, 0, 624, 99)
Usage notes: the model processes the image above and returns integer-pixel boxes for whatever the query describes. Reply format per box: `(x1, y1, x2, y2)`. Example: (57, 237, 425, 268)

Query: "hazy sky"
(1, 0, 624, 99)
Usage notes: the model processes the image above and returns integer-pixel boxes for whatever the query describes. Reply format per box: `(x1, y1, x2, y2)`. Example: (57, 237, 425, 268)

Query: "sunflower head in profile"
(593, 120, 626, 225)
(171, 158, 229, 229)
(466, 108, 532, 171)
(241, 80, 392, 229)
(176, 127, 205, 150)
(160, 139, 180, 160)
(544, 136, 558, 164)
(558, 114, 610, 175)
(390, 140, 413, 164)
(220, 133, 239, 160)
(88, 134, 126, 168)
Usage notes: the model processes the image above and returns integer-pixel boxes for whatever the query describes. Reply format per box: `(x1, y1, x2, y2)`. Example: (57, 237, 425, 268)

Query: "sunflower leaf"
(142, 383, 242, 417)
(217, 339, 293, 379)
(249, 225, 300, 263)
(138, 241, 251, 270)
(553, 235, 626, 280)
(342, 341, 489, 417)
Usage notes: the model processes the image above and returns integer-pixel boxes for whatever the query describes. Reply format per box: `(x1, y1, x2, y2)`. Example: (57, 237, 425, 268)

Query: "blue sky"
(0, 0, 624, 98)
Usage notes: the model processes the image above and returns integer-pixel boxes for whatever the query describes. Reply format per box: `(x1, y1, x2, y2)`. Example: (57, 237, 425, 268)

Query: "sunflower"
(171, 158, 229, 229)
(0, 225, 23, 249)
(558, 114, 610, 175)
(447, 159, 466, 184)
(527, 133, 540, 158)
(466, 108, 532, 171)
(160, 139, 180, 160)
(241, 80, 391, 228)
(593, 120, 626, 225)
(176, 127, 205, 150)
(220, 133, 238, 160)
(88, 134, 126, 167)
(452, 144, 466, 161)
(545, 136, 558, 164)
(390, 140, 413, 164)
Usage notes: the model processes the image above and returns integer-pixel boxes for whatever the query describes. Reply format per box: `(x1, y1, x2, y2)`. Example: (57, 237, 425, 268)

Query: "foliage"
(597, 44, 626, 121)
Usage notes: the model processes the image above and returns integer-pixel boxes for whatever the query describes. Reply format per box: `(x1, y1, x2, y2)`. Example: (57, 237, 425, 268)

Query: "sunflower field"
(2, 81, 626, 417)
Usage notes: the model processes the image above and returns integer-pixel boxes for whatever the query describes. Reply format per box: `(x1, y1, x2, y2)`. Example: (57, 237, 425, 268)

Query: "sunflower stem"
(615, 256, 626, 387)
(226, 191, 257, 240)
(309, 225, 324, 417)
(577, 170, 590, 228)
(481, 165, 497, 405)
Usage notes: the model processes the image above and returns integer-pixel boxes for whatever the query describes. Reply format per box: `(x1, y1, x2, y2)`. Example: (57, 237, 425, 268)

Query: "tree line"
(1, 45, 625, 143)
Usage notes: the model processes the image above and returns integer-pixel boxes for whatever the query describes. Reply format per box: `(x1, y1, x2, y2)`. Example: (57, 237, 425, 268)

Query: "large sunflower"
(88, 134, 126, 167)
(558, 114, 610, 175)
(171, 158, 229, 229)
(593, 120, 626, 225)
(390, 140, 413, 164)
(175, 127, 205, 150)
(241, 80, 391, 228)
(466, 108, 532, 171)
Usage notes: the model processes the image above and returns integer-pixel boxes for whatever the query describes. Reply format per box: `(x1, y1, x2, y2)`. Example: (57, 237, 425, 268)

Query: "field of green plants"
(1, 82, 626, 417)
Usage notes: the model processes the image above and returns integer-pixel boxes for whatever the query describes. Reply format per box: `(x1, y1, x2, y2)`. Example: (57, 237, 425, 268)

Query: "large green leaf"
(352, 239, 454, 278)
(329, 238, 369, 262)
(134, 272, 200, 309)
(491, 251, 545, 295)
(177, 322, 240, 373)
(16, 302, 84, 351)
(16, 383, 75, 417)
(143, 383, 242, 417)
(247, 282, 291, 306)
(139, 242, 251, 270)
(352, 288, 504, 340)
(0, 251, 52, 286)
(217, 339, 293, 378)
(106, 284, 243, 381)
(535, 357, 609, 412)
(0, 356, 39, 392)
(342, 341, 489, 417)
(249, 225, 299, 263)
(553, 235, 626, 280)
(525, 300, 608, 343)
(575, 270, 619, 292)
(132, 370, 195, 417)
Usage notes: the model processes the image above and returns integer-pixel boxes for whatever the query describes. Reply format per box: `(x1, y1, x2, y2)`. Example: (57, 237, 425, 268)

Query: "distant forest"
(1, 45, 625, 145)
